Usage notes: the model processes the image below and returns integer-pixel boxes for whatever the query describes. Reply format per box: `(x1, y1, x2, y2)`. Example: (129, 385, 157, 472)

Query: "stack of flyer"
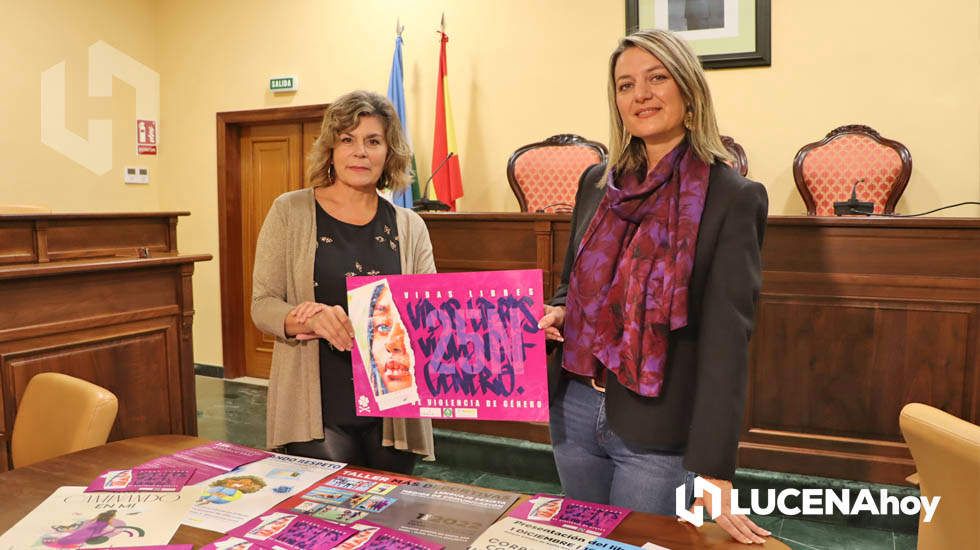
(265, 467, 520, 550)
(0, 444, 648, 549)
(204, 515, 441, 549)
(139, 441, 274, 485)
(0, 442, 346, 549)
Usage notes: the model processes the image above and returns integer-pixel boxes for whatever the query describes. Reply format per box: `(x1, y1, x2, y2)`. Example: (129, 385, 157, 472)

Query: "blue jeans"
(550, 378, 695, 515)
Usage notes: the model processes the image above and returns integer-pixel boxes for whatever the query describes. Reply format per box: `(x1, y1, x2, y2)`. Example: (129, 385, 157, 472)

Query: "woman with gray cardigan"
(251, 90, 434, 473)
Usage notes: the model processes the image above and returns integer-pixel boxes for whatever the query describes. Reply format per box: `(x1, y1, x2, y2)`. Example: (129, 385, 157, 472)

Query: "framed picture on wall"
(625, 0, 771, 69)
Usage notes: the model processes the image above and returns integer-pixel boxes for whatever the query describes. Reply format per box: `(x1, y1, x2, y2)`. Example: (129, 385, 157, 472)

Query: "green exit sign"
(269, 76, 298, 93)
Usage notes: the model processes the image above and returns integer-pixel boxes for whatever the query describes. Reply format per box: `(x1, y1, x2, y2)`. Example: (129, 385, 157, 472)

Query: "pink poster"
(85, 467, 194, 492)
(508, 494, 630, 536)
(346, 269, 548, 422)
(223, 511, 356, 549)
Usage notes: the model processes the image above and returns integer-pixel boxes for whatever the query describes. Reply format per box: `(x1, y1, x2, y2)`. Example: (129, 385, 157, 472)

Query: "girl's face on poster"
(371, 286, 412, 392)
(530, 497, 562, 520)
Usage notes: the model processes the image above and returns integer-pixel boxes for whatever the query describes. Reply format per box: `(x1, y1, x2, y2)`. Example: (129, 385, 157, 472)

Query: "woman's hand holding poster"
(346, 269, 548, 421)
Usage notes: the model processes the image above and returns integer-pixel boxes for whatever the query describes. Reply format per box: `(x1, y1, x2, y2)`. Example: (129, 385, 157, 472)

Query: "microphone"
(413, 153, 454, 212)
(832, 179, 874, 216)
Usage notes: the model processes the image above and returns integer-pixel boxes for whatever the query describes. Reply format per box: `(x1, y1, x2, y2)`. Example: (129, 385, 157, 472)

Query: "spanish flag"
(431, 29, 464, 210)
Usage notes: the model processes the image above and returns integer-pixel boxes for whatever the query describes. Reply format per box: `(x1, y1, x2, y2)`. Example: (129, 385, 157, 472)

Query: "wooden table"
(0, 435, 787, 549)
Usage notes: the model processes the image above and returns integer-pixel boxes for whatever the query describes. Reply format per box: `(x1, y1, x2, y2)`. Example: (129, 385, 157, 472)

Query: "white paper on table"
(642, 543, 672, 550)
(180, 453, 345, 533)
(0, 486, 199, 550)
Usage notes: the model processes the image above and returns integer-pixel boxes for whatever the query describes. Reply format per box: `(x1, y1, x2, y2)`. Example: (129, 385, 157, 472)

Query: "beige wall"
(153, 0, 624, 366)
(708, 0, 980, 216)
(3, 0, 979, 368)
(0, 0, 160, 211)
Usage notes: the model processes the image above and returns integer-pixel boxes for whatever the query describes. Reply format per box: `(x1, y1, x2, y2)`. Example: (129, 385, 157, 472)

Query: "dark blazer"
(549, 161, 768, 480)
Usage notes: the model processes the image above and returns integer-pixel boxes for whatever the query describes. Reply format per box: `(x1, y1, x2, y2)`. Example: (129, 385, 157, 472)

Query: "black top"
(314, 195, 401, 425)
(549, 162, 768, 479)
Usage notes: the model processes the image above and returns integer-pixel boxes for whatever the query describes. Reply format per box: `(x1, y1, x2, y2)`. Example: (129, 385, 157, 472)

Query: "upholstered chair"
(720, 135, 748, 177)
(11, 372, 118, 468)
(507, 134, 607, 213)
(900, 403, 980, 549)
(792, 125, 911, 216)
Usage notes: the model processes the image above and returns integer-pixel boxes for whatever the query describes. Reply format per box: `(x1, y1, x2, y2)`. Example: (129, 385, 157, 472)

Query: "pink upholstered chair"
(507, 134, 607, 213)
(793, 125, 912, 216)
(721, 135, 748, 177)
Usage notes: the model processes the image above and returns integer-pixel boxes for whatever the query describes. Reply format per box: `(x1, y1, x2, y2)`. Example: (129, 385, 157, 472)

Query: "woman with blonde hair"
(252, 90, 434, 473)
(539, 29, 770, 544)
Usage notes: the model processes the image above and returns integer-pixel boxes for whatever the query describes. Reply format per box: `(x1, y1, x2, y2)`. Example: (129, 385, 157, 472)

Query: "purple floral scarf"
(562, 141, 709, 397)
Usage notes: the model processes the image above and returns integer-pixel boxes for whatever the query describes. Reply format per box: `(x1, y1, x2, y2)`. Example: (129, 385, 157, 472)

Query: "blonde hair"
(307, 90, 413, 190)
(605, 29, 730, 180)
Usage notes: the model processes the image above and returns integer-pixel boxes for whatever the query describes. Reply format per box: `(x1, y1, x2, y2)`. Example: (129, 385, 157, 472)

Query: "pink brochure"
(93, 546, 194, 549)
(346, 270, 548, 422)
(171, 441, 270, 470)
(200, 536, 272, 549)
(336, 520, 443, 550)
(508, 494, 631, 536)
(222, 511, 357, 549)
(140, 441, 272, 484)
(85, 467, 195, 492)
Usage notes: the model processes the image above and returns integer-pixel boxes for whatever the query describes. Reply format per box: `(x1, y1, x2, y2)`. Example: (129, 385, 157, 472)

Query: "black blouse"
(314, 195, 401, 425)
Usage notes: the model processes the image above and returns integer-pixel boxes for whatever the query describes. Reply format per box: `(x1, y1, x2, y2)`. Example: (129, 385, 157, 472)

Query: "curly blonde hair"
(605, 29, 730, 180)
(307, 90, 413, 190)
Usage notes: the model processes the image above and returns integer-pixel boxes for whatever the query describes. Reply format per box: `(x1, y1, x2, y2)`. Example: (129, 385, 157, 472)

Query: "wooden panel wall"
(741, 217, 980, 484)
(0, 213, 179, 266)
(0, 212, 210, 471)
(423, 213, 568, 298)
(0, 222, 36, 265)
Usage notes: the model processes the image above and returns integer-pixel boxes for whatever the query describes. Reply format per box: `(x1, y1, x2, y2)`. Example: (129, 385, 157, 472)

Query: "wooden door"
(217, 104, 327, 380)
(240, 122, 321, 378)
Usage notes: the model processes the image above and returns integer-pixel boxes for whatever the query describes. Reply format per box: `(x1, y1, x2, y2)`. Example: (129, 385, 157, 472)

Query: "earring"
(683, 111, 694, 130)
(327, 164, 336, 183)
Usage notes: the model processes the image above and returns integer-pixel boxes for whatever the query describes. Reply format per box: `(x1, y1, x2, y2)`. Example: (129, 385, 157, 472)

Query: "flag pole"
(424, 10, 463, 211)
(386, 18, 421, 208)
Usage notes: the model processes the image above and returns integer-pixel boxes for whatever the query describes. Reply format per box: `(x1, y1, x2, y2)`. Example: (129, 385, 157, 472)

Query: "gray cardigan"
(251, 187, 435, 458)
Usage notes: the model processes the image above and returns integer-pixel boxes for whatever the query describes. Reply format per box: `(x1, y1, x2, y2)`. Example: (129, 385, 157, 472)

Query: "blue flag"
(387, 35, 421, 208)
